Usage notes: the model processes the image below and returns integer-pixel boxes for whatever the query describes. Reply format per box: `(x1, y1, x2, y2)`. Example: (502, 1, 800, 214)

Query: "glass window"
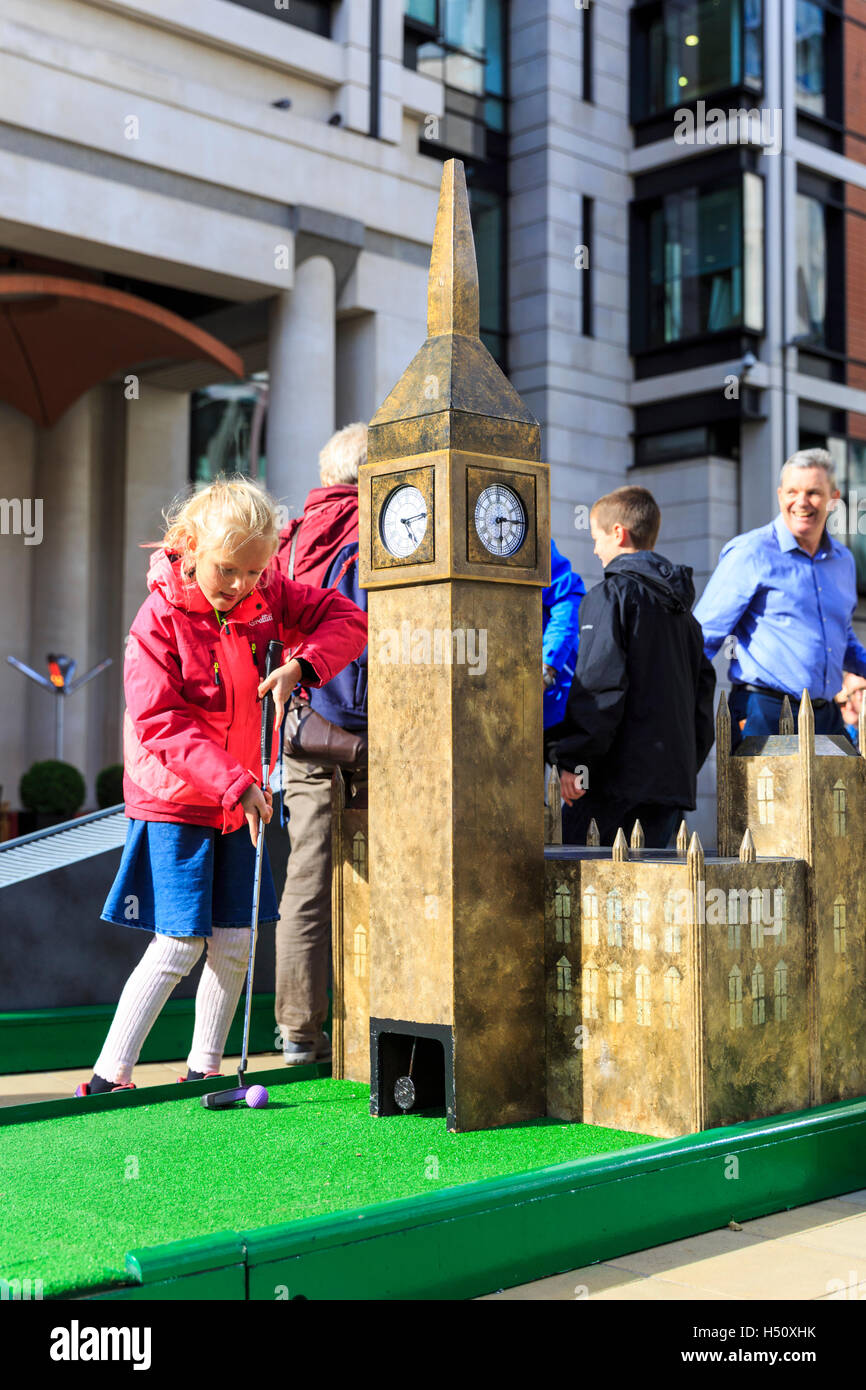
(796, 0, 825, 116)
(842, 440, 866, 591)
(407, 0, 437, 23)
(190, 381, 267, 486)
(646, 181, 759, 347)
(469, 185, 506, 364)
(744, 0, 762, 84)
(644, 0, 763, 117)
(485, 0, 506, 128)
(444, 0, 485, 55)
(795, 192, 827, 342)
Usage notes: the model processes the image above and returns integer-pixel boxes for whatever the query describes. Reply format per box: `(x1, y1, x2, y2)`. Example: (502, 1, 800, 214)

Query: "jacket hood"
(146, 549, 210, 611)
(604, 551, 695, 613)
(277, 485, 359, 589)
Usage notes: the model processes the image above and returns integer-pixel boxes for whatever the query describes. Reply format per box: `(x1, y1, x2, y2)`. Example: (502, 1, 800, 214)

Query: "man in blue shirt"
(694, 448, 866, 745)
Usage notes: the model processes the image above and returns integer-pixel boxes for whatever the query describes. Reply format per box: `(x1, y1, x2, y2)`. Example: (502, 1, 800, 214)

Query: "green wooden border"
(81, 1095, 866, 1301)
(0, 995, 279, 1075)
(0, 1063, 328, 1126)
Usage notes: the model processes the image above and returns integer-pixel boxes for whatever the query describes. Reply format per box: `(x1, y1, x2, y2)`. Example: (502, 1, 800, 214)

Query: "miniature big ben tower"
(357, 160, 551, 1132)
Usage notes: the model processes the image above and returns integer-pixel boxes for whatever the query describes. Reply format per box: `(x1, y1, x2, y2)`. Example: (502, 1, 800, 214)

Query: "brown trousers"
(274, 757, 334, 1045)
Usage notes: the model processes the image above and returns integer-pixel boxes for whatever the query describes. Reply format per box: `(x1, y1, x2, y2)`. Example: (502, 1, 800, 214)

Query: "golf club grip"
(260, 639, 282, 770)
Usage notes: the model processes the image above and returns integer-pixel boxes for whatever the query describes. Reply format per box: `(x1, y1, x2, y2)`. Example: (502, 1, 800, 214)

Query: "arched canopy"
(0, 275, 244, 426)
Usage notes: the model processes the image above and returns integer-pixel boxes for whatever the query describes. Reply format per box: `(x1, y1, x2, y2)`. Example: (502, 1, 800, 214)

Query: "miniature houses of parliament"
(329, 160, 866, 1139)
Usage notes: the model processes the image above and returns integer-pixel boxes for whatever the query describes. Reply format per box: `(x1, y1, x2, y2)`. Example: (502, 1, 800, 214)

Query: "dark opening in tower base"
(370, 1017, 455, 1126)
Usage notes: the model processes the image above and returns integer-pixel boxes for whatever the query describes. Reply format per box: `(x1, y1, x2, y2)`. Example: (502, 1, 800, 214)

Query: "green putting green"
(0, 1078, 654, 1297)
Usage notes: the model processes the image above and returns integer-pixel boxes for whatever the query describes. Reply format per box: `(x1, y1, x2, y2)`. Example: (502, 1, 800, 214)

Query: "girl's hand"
(258, 659, 302, 734)
(240, 783, 273, 846)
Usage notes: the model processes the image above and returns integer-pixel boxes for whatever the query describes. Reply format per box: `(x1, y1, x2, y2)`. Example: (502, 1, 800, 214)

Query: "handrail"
(0, 805, 124, 853)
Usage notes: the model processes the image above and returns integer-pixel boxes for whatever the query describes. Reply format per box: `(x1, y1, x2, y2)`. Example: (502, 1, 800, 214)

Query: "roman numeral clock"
(358, 159, 551, 1133)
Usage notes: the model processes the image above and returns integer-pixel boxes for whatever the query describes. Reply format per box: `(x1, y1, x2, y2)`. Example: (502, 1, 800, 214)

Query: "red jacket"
(122, 549, 368, 833)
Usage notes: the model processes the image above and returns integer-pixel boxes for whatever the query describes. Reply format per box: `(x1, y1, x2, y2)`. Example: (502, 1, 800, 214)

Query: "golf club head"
(200, 1087, 247, 1110)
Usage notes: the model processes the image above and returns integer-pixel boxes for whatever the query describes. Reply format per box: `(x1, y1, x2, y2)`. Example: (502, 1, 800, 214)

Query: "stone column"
(267, 256, 336, 520)
(0, 403, 38, 813)
(28, 393, 100, 791)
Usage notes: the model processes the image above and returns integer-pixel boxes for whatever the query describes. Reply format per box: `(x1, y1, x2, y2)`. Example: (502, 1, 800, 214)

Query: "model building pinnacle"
(547, 765, 562, 845)
(630, 819, 645, 850)
(427, 158, 480, 340)
(779, 695, 794, 735)
(612, 827, 628, 861)
(739, 827, 756, 863)
(676, 819, 689, 854)
(716, 687, 730, 739)
(586, 818, 600, 846)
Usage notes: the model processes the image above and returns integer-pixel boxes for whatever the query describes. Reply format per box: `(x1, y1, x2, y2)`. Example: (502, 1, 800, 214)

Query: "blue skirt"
(101, 819, 280, 938)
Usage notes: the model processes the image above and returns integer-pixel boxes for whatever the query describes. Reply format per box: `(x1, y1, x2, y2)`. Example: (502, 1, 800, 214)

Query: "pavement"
(3, 1062, 864, 1301)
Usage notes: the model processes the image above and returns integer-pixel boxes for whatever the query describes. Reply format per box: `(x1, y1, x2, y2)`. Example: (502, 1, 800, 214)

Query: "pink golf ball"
(245, 1084, 269, 1109)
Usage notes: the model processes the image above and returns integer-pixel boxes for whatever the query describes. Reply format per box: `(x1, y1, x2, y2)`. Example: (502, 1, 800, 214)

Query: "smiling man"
(694, 448, 866, 745)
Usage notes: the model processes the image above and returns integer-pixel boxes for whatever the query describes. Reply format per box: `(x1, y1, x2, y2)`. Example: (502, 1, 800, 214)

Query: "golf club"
(202, 637, 282, 1112)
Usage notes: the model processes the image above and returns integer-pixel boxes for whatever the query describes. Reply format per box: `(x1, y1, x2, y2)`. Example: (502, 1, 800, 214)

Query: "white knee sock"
(187, 927, 253, 1076)
(94, 934, 204, 1085)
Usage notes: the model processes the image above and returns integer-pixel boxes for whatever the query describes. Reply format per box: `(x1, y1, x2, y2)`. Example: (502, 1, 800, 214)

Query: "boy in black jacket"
(548, 486, 716, 848)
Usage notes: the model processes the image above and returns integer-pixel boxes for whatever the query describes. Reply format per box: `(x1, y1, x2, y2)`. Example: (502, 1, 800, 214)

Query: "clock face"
(474, 484, 527, 558)
(380, 485, 429, 558)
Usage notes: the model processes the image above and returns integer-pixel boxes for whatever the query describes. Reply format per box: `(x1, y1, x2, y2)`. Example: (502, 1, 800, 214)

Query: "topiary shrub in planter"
(19, 761, 86, 821)
(95, 763, 124, 809)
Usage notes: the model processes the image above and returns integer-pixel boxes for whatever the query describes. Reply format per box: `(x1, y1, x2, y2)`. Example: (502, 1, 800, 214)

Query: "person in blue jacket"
(543, 541, 585, 843)
(543, 539, 586, 732)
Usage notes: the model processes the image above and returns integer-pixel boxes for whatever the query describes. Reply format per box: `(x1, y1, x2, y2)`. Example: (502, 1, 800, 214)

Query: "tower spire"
(427, 159, 480, 339)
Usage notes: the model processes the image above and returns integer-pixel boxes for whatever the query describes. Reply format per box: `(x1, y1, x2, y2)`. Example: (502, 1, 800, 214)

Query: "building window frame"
(631, 152, 765, 362)
(630, 0, 764, 145)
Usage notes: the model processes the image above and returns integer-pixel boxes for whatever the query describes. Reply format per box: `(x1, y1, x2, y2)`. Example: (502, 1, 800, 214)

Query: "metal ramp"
(0, 807, 128, 889)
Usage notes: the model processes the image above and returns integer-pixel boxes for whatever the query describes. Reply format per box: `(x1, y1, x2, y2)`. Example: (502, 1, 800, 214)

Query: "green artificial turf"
(0, 1078, 654, 1297)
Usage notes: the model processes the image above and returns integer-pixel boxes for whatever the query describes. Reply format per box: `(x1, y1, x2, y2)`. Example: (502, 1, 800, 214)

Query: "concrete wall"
(509, 0, 633, 584)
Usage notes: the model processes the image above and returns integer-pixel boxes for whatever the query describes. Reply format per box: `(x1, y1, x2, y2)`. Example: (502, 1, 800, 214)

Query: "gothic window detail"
(727, 890, 742, 949)
(773, 888, 787, 946)
(664, 966, 682, 1030)
(635, 965, 652, 1026)
(606, 888, 623, 948)
(353, 924, 367, 978)
(833, 896, 847, 955)
(832, 780, 848, 837)
(757, 767, 774, 824)
(607, 963, 624, 1023)
(663, 892, 682, 952)
(555, 956, 573, 1016)
(751, 963, 766, 1025)
(582, 961, 599, 1020)
(583, 886, 600, 946)
(729, 965, 743, 1029)
(749, 888, 764, 949)
(774, 960, 788, 1021)
(352, 832, 367, 883)
(554, 884, 572, 944)
(632, 891, 650, 950)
